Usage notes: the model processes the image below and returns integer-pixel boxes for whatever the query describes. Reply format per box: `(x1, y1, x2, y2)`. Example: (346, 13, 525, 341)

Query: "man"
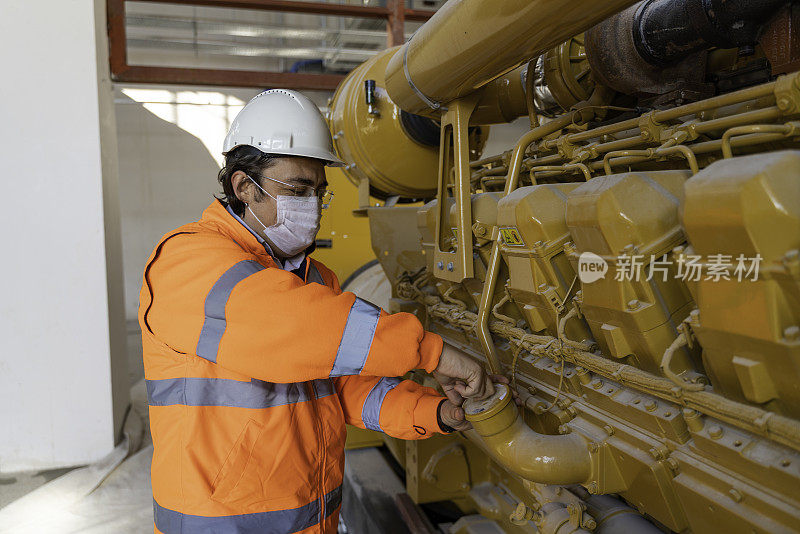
(140, 89, 495, 533)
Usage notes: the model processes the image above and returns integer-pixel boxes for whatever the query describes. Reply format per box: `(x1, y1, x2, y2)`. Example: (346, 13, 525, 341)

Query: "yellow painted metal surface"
(682, 151, 800, 417)
(384, 0, 637, 114)
(311, 166, 376, 283)
(364, 74, 800, 532)
(328, 48, 441, 198)
(326, 0, 800, 529)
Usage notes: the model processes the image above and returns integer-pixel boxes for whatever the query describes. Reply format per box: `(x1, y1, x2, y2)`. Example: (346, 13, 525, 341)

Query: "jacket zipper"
(307, 380, 326, 527)
(305, 263, 327, 529)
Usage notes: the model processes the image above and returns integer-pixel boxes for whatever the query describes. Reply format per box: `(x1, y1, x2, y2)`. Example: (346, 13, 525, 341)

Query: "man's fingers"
(444, 387, 465, 406)
(441, 402, 472, 431)
(483, 376, 495, 398)
(458, 375, 486, 399)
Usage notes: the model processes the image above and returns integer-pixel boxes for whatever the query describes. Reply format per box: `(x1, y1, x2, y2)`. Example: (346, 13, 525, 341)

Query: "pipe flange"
(464, 383, 511, 423)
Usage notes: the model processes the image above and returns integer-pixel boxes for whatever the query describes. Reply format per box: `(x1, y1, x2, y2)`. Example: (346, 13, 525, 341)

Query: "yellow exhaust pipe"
(464, 384, 592, 484)
(384, 0, 637, 115)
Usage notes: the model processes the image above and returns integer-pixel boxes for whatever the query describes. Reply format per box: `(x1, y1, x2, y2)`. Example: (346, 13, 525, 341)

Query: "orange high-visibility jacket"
(139, 200, 447, 534)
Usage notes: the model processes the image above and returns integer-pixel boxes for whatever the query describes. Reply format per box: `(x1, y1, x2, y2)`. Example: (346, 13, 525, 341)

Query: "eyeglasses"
(251, 174, 334, 209)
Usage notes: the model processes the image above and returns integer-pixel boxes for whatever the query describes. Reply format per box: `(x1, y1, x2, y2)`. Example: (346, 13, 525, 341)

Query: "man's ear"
(231, 171, 254, 205)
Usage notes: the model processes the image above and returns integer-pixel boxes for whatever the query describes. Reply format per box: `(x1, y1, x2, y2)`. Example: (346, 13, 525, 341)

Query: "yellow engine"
(329, 0, 800, 532)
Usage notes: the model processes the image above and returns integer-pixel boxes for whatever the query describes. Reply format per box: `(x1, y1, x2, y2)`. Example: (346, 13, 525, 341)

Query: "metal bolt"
(588, 442, 599, 453)
(592, 380, 604, 390)
(784, 326, 800, 342)
(475, 225, 486, 237)
(583, 518, 597, 530)
(645, 400, 658, 412)
(649, 448, 663, 460)
(729, 488, 743, 502)
(627, 299, 639, 310)
(683, 408, 704, 432)
(708, 425, 724, 439)
(777, 97, 792, 111)
(447, 262, 454, 272)
(586, 482, 598, 494)
(437, 261, 444, 270)
(604, 425, 615, 436)
(558, 424, 571, 434)
(576, 367, 591, 385)
(666, 458, 680, 473)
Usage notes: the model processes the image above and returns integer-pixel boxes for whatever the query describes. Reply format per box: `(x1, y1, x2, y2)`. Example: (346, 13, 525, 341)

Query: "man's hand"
(432, 344, 494, 405)
(438, 400, 471, 431)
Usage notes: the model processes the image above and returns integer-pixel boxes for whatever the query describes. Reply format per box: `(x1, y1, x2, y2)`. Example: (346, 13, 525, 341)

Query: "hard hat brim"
(223, 143, 346, 167)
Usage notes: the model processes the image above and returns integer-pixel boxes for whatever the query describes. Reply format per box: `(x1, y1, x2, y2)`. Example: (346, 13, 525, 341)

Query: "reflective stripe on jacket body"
(139, 200, 446, 534)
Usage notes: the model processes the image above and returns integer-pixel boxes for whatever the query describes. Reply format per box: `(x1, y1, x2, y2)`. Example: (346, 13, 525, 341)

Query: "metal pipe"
(660, 330, 703, 391)
(531, 163, 592, 181)
(464, 384, 592, 484)
(633, 0, 788, 66)
(470, 153, 506, 168)
(690, 132, 798, 156)
(721, 122, 799, 158)
(383, 0, 637, 114)
(562, 77, 779, 145)
(569, 487, 662, 534)
(693, 106, 783, 135)
(602, 145, 699, 175)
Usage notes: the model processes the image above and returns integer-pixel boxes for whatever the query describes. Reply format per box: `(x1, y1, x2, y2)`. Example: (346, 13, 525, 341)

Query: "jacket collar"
(200, 199, 275, 262)
(200, 200, 315, 272)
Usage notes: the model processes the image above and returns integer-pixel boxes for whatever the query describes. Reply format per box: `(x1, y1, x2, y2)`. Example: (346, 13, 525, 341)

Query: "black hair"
(216, 145, 278, 216)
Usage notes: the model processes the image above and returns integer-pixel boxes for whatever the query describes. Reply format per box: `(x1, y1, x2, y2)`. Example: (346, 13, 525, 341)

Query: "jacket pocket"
(210, 418, 264, 502)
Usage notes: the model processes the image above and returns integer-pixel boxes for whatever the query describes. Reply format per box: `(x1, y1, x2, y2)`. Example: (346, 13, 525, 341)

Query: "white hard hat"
(223, 89, 345, 167)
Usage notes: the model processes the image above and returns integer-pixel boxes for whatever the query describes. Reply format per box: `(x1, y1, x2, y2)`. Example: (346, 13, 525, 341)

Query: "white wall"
(0, 0, 128, 471)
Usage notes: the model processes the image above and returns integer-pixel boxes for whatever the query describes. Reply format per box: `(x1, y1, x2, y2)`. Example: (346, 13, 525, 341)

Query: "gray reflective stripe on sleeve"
(153, 495, 324, 534)
(196, 260, 265, 362)
(330, 297, 381, 377)
(361, 377, 401, 432)
(307, 263, 326, 286)
(146, 378, 309, 409)
(312, 378, 335, 399)
(324, 485, 343, 518)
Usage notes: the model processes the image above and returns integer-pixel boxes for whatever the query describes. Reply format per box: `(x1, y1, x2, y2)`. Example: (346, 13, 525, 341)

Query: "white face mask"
(246, 176, 321, 257)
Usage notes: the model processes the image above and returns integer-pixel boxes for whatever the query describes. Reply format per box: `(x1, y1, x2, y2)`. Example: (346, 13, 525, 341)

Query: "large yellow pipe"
(464, 384, 592, 484)
(384, 0, 637, 115)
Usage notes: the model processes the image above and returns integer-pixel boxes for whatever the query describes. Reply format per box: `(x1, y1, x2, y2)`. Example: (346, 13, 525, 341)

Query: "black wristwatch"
(436, 399, 457, 433)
